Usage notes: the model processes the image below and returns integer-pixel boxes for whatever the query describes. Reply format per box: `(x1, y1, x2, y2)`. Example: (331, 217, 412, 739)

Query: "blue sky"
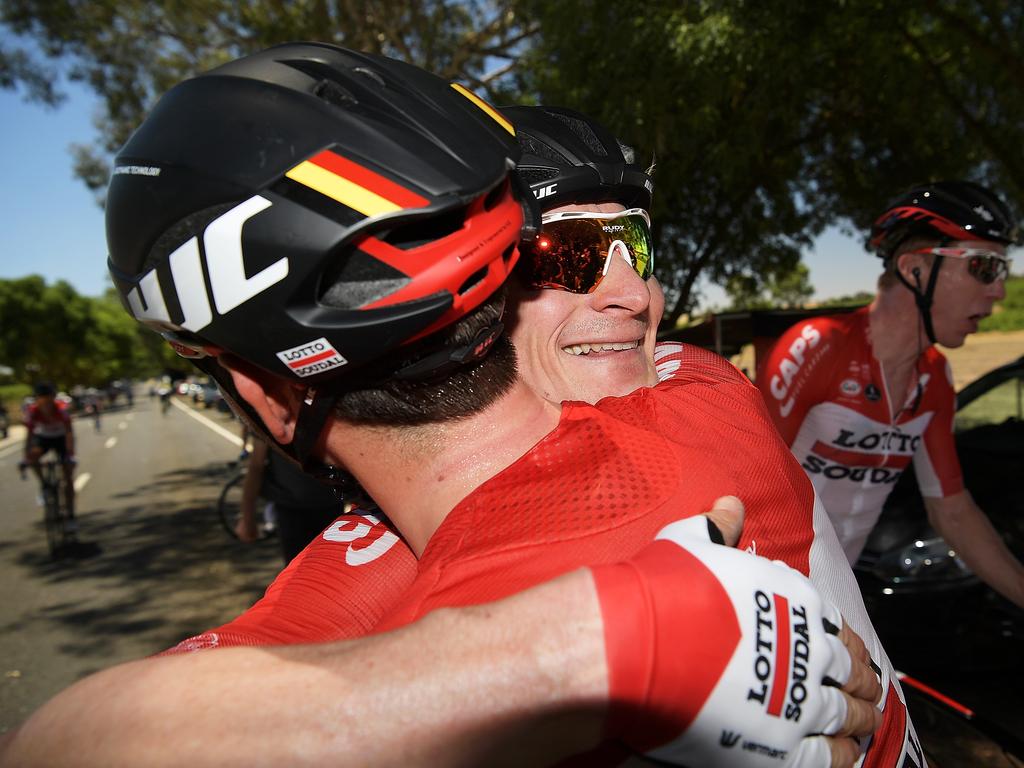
(0, 72, 952, 310)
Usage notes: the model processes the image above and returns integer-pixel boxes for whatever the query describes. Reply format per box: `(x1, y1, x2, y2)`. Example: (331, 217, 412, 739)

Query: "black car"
(855, 356, 1024, 763)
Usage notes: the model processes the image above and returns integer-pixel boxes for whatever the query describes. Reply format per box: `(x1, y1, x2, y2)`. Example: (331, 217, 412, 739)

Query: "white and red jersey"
(24, 400, 72, 439)
(757, 307, 962, 563)
(169, 342, 922, 766)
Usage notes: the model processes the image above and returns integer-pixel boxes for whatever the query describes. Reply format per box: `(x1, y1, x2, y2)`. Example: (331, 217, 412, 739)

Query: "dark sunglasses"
(911, 247, 1012, 285)
(518, 208, 654, 294)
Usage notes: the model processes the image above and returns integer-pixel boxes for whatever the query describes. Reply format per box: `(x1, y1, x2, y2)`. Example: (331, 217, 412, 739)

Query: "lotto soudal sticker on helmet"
(277, 338, 348, 378)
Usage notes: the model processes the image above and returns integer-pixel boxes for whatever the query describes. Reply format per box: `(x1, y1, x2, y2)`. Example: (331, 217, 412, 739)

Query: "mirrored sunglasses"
(912, 247, 1012, 284)
(518, 208, 654, 294)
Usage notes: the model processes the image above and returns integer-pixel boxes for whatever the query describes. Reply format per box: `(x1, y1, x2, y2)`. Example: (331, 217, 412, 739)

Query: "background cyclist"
(22, 381, 77, 537)
(757, 180, 1024, 609)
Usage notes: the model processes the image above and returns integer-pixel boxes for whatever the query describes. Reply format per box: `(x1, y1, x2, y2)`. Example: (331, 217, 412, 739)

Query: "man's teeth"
(563, 341, 639, 356)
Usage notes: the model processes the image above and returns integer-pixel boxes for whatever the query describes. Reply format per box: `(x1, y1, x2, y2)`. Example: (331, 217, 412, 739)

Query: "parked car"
(195, 378, 228, 411)
(854, 355, 1024, 761)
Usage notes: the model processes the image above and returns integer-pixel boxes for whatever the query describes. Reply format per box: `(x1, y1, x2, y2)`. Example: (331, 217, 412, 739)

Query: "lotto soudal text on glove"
(591, 516, 854, 766)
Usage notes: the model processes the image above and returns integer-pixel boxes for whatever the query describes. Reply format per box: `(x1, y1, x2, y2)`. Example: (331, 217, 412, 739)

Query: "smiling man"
(146, 104, 921, 766)
(757, 180, 1024, 609)
(0, 49, 885, 768)
(506, 201, 663, 404)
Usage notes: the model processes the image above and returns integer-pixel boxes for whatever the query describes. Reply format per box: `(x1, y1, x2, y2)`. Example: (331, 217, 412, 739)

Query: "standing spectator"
(236, 438, 343, 564)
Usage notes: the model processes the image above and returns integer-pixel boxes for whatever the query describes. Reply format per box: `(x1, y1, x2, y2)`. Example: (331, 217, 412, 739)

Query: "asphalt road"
(0, 391, 282, 733)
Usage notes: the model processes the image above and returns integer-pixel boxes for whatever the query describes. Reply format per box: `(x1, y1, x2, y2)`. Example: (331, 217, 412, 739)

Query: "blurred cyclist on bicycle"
(23, 381, 77, 533)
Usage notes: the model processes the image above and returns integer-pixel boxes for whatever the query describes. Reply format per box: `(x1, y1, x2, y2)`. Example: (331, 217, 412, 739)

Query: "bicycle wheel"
(217, 472, 275, 540)
(42, 482, 66, 558)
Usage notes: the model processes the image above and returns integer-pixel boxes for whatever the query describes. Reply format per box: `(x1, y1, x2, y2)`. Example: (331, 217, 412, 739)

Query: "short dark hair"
(878, 235, 940, 290)
(332, 291, 517, 426)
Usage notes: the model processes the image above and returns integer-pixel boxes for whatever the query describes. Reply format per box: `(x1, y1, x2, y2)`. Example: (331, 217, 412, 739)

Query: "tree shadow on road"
(8, 463, 283, 664)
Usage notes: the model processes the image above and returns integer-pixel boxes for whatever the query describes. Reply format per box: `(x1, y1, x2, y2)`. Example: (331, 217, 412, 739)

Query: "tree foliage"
(0, 0, 535, 199)
(725, 263, 814, 311)
(0, 276, 185, 388)
(517, 0, 1024, 325)
(3, 0, 1023, 328)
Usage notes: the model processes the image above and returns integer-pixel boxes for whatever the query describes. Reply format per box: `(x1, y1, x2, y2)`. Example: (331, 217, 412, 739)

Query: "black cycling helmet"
(869, 180, 1019, 344)
(106, 42, 536, 470)
(869, 180, 1019, 261)
(503, 105, 653, 211)
(33, 382, 56, 397)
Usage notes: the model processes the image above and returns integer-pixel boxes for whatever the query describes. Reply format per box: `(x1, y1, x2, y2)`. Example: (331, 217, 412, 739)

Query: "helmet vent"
(519, 132, 570, 165)
(518, 167, 559, 185)
(616, 140, 636, 165)
(314, 78, 358, 108)
(457, 266, 488, 296)
(319, 249, 410, 309)
(283, 59, 363, 107)
(483, 181, 506, 211)
(379, 207, 467, 251)
(352, 66, 387, 89)
(547, 110, 608, 158)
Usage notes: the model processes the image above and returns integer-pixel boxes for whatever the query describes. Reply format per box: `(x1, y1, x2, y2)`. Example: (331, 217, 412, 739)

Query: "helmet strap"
(894, 254, 943, 345)
(291, 388, 366, 496)
(291, 387, 335, 467)
(392, 320, 505, 381)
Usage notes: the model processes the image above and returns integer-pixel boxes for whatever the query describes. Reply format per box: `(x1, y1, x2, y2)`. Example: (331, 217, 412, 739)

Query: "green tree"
(517, 0, 1024, 326)
(5, 0, 1024, 327)
(1, 0, 535, 198)
(726, 262, 814, 311)
(0, 276, 177, 388)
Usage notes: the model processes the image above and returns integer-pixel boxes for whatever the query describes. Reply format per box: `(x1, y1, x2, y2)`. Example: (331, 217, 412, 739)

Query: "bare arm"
(0, 503, 880, 768)
(925, 489, 1024, 608)
(0, 571, 608, 768)
(236, 439, 268, 543)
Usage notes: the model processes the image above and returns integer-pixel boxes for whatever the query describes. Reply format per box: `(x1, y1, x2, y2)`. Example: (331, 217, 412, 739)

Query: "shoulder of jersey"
(654, 341, 749, 386)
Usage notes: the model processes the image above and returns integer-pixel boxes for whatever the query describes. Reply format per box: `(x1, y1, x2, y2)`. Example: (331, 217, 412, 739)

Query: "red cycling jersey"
(168, 342, 922, 766)
(756, 307, 962, 562)
(25, 400, 72, 439)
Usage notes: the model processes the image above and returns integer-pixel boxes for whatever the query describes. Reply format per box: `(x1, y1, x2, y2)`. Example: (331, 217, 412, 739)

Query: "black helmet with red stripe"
(869, 180, 1019, 261)
(106, 42, 537, 473)
(107, 42, 532, 390)
(869, 180, 1018, 345)
(503, 105, 653, 211)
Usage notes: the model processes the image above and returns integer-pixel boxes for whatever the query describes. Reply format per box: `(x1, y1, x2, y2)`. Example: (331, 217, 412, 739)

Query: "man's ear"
(895, 250, 928, 286)
(219, 357, 305, 445)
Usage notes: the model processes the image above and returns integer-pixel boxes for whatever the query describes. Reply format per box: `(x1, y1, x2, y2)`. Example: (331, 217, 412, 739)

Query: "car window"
(955, 373, 1024, 431)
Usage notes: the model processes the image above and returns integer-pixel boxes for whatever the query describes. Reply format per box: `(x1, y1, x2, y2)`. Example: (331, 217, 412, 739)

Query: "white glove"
(592, 516, 857, 767)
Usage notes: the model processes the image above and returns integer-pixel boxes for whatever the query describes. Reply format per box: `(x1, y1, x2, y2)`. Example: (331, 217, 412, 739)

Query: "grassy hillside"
(981, 275, 1024, 331)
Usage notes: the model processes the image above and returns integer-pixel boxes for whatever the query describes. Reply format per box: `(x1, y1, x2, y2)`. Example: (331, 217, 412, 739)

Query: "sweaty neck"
(867, 287, 931, 371)
(324, 381, 562, 556)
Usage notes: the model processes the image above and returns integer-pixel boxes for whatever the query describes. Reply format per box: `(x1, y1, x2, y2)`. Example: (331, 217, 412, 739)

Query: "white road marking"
(119, 422, 128, 431)
(74, 472, 91, 492)
(0, 442, 21, 460)
(171, 398, 244, 447)
(104, 437, 118, 449)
